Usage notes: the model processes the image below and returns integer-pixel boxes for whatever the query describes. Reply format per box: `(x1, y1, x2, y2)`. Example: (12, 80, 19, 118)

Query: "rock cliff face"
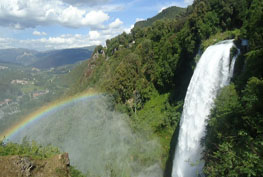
(0, 153, 70, 177)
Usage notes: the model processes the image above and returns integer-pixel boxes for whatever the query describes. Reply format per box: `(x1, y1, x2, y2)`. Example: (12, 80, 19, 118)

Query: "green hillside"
(0, 46, 95, 69)
(0, 48, 38, 65)
(32, 46, 95, 69)
(134, 6, 186, 28)
(67, 0, 263, 176)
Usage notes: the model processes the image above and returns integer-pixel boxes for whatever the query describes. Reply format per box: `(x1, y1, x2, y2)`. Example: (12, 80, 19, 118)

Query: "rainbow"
(0, 90, 101, 141)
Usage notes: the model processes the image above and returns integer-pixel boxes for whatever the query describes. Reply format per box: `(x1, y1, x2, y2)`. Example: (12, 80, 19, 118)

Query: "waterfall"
(172, 40, 239, 177)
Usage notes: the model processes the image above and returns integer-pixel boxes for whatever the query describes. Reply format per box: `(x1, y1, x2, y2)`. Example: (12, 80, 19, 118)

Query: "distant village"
(0, 66, 8, 70)
(0, 99, 12, 107)
(0, 64, 63, 120)
(32, 90, 49, 98)
(11, 79, 31, 85)
(0, 77, 50, 108)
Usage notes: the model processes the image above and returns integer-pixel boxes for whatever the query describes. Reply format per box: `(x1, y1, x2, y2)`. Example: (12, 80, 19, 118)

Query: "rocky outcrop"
(0, 153, 70, 177)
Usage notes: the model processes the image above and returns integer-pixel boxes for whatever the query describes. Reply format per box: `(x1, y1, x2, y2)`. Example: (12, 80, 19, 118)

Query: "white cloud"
(109, 18, 123, 29)
(14, 23, 23, 30)
(33, 31, 47, 36)
(158, 0, 193, 12)
(89, 31, 100, 40)
(0, 25, 129, 51)
(124, 24, 134, 34)
(184, 0, 194, 5)
(0, 0, 110, 29)
(0, 37, 16, 49)
(135, 18, 144, 22)
(159, 7, 167, 13)
(82, 10, 109, 27)
(62, 0, 109, 6)
(0, 0, 131, 51)
(97, 4, 124, 12)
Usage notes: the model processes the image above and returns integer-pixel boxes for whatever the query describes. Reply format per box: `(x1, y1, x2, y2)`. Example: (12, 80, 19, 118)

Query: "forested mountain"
(134, 6, 186, 28)
(67, 0, 263, 176)
(31, 46, 95, 69)
(0, 46, 95, 68)
(0, 48, 38, 65)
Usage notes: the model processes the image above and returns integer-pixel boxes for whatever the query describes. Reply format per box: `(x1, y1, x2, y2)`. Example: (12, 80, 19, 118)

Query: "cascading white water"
(172, 40, 239, 177)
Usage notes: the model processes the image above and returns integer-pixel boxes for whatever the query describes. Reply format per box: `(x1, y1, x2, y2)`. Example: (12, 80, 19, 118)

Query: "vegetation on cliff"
(201, 0, 263, 176)
(68, 0, 263, 176)
(0, 140, 85, 177)
(134, 6, 186, 29)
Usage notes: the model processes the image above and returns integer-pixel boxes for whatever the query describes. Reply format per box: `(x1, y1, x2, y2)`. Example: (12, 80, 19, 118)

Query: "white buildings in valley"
(0, 99, 12, 107)
(11, 79, 29, 85)
(0, 66, 8, 70)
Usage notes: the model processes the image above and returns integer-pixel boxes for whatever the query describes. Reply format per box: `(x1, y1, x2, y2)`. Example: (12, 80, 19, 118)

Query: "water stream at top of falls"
(172, 40, 239, 177)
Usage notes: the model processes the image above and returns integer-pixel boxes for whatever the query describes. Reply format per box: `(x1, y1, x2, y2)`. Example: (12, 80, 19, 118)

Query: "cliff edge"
(0, 153, 70, 177)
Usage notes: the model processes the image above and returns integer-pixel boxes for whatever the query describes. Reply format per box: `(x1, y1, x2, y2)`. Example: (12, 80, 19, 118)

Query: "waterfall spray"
(172, 40, 239, 177)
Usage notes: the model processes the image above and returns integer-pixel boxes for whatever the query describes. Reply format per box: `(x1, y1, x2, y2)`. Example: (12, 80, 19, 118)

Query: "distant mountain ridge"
(32, 46, 95, 69)
(134, 6, 186, 28)
(0, 46, 96, 69)
(0, 48, 38, 66)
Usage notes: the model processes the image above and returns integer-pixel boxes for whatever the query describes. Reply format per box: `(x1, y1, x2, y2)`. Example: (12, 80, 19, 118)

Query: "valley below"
(0, 62, 72, 134)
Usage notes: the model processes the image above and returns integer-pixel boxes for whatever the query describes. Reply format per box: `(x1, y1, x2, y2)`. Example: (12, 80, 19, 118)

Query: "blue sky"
(0, 0, 193, 51)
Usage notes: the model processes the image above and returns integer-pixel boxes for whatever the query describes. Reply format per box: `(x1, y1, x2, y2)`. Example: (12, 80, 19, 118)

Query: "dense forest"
(1, 0, 262, 176)
(67, 0, 263, 176)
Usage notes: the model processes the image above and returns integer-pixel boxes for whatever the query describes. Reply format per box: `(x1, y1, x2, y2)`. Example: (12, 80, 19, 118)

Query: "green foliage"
(197, 1, 263, 175)
(106, 32, 133, 57)
(70, 166, 86, 177)
(242, 49, 263, 81)
(242, 0, 263, 50)
(242, 77, 263, 116)
(135, 94, 181, 132)
(71, 10, 197, 102)
(0, 64, 69, 134)
(203, 78, 263, 176)
(132, 94, 182, 165)
(201, 30, 241, 51)
(92, 45, 104, 55)
(0, 138, 60, 159)
(106, 52, 142, 102)
(197, 11, 220, 39)
(134, 6, 186, 29)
